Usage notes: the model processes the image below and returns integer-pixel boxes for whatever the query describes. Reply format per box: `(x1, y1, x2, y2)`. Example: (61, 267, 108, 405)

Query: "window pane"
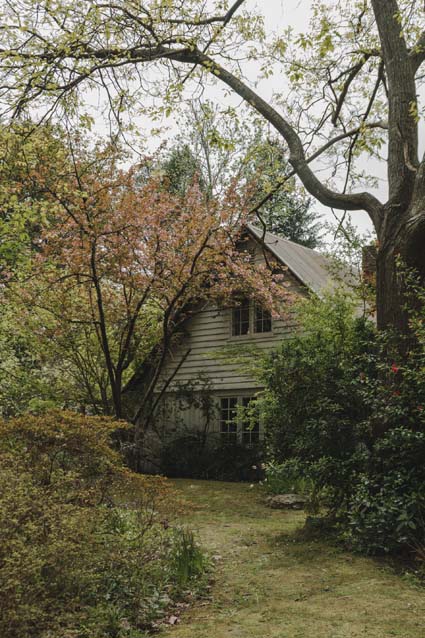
(254, 304, 272, 333)
(241, 396, 260, 445)
(232, 304, 250, 336)
(220, 397, 238, 443)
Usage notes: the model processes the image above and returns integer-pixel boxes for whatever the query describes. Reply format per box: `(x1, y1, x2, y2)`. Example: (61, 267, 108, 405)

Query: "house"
(130, 223, 346, 470)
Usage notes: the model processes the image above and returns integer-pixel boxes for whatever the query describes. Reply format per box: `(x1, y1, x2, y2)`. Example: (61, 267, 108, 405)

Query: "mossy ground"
(159, 479, 425, 638)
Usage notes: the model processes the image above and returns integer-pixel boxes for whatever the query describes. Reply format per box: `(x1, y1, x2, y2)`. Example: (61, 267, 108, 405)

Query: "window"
(220, 397, 238, 443)
(254, 304, 272, 333)
(241, 397, 260, 445)
(232, 303, 250, 336)
(231, 299, 272, 336)
(219, 396, 260, 445)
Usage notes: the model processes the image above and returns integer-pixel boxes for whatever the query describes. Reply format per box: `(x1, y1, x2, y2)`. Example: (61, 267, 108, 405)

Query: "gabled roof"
(246, 223, 343, 295)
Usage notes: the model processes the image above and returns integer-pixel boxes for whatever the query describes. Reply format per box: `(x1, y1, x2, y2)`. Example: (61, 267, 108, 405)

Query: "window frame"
(253, 302, 272, 334)
(218, 395, 261, 446)
(219, 397, 238, 444)
(231, 302, 250, 337)
(230, 299, 272, 339)
(241, 396, 260, 446)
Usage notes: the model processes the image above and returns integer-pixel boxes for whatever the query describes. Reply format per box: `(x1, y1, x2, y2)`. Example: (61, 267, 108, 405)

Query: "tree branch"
(166, 47, 383, 225)
(249, 120, 387, 219)
(410, 30, 425, 73)
(331, 55, 372, 125)
(371, 0, 418, 206)
(161, 0, 246, 27)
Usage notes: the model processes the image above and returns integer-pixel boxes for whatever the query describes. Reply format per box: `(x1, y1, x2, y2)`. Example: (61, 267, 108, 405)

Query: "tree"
(242, 139, 323, 248)
(0, 122, 68, 282)
(0, 123, 89, 416)
(0, 1, 423, 339)
(159, 144, 206, 197)
(160, 100, 323, 247)
(257, 190, 321, 249)
(18, 138, 287, 425)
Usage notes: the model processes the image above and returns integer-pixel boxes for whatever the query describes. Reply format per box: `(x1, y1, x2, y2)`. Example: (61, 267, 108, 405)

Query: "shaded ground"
(159, 479, 425, 638)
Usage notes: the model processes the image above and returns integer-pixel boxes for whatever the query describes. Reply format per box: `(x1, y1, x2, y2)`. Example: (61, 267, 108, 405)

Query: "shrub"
(263, 459, 313, 496)
(343, 428, 425, 554)
(261, 290, 425, 557)
(0, 411, 207, 638)
(159, 431, 263, 481)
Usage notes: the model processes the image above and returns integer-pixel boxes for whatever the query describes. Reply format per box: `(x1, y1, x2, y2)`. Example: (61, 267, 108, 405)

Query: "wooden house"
(133, 223, 344, 466)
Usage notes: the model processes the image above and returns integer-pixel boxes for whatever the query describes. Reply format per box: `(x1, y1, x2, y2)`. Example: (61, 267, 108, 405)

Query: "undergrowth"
(0, 410, 208, 638)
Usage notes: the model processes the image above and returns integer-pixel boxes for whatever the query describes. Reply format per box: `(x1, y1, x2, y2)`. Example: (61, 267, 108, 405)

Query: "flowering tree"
(0, 1, 424, 342)
(21, 140, 288, 425)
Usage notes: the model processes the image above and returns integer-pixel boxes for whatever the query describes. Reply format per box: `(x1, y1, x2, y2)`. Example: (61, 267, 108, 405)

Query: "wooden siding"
(157, 307, 296, 391)
(157, 388, 266, 439)
(157, 240, 306, 393)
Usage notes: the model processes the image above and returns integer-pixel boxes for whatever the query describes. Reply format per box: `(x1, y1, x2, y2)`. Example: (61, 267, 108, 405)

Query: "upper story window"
(254, 303, 272, 334)
(231, 299, 272, 337)
(232, 302, 250, 336)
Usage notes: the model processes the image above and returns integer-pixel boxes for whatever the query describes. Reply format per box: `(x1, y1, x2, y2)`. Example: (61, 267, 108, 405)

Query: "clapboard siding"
(157, 239, 306, 393)
(157, 387, 264, 439)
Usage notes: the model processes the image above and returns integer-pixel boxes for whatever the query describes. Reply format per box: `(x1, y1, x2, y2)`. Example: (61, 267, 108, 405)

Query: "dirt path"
(158, 479, 425, 638)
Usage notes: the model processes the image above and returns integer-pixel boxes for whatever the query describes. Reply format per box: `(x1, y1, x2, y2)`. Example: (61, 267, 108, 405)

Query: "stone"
(265, 494, 307, 510)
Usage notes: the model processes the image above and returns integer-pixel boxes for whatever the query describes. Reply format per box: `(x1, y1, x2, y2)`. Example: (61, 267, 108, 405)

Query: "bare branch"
(249, 120, 387, 218)
(331, 55, 372, 125)
(166, 47, 383, 225)
(160, 0, 246, 27)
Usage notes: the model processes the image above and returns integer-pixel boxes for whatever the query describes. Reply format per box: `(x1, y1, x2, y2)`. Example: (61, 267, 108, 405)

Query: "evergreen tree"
(160, 102, 323, 247)
(160, 144, 206, 197)
(258, 190, 322, 249)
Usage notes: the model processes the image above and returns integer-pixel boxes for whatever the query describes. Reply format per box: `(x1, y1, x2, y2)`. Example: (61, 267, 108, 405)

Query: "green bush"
(343, 429, 425, 554)
(261, 290, 425, 557)
(263, 459, 313, 496)
(0, 411, 208, 638)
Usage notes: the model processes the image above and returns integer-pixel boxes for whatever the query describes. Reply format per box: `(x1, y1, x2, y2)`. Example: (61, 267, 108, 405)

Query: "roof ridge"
(246, 223, 323, 256)
(245, 222, 337, 296)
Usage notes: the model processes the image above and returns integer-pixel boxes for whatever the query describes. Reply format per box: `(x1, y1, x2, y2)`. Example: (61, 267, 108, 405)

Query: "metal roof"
(246, 223, 347, 295)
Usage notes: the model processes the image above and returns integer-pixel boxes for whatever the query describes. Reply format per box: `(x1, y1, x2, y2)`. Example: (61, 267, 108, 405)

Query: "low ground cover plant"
(261, 290, 425, 561)
(0, 411, 208, 638)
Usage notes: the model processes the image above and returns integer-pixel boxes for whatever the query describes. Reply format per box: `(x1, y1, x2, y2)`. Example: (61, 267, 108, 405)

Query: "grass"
(158, 480, 425, 638)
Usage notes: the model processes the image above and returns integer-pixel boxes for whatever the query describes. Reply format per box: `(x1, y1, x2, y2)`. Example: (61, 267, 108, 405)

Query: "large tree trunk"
(369, 0, 421, 340)
(376, 243, 406, 333)
(376, 189, 425, 341)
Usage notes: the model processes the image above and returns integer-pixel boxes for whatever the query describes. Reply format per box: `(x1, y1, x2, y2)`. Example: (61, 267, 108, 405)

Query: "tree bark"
(376, 184, 425, 341)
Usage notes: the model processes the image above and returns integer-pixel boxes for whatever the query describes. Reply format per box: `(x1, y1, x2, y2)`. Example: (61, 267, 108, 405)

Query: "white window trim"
(229, 300, 273, 341)
(218, 395, 261, 445)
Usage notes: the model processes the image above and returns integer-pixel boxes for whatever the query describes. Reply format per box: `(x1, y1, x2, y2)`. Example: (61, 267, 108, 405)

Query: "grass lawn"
(159, 479, 425, 638)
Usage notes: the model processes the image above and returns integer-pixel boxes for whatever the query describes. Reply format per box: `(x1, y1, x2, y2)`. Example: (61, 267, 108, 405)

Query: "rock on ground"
(265, 493, 307, 509)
